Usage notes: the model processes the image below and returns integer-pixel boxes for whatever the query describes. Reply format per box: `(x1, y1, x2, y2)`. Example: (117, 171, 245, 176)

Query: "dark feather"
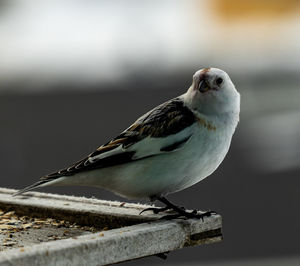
(13, 179, 55, 196)
(42, 151, 136, 180)
(130, 97, 195, 138)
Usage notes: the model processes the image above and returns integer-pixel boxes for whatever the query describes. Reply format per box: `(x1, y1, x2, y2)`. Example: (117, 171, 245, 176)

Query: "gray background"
(1, 0, 300, 264)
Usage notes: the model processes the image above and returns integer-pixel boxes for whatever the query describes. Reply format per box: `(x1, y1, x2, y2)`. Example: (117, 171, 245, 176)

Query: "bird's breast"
(166, 119, 235, 193)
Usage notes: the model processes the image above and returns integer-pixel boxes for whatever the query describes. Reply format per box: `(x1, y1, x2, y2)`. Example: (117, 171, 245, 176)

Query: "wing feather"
(41, 97, 196, 181)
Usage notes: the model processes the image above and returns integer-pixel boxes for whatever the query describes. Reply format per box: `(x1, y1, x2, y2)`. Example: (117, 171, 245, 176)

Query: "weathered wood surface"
(0, 188, 222, 266)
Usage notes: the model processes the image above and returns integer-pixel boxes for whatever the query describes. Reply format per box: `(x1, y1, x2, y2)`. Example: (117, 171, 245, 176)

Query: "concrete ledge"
(0, 188, 222, 265)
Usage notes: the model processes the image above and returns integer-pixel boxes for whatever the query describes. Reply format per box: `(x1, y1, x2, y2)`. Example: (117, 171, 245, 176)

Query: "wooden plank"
(0, 188, 222, 265)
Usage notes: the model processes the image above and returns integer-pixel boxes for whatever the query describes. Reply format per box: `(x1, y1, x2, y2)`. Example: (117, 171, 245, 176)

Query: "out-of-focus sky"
(1, 0, 300, 87)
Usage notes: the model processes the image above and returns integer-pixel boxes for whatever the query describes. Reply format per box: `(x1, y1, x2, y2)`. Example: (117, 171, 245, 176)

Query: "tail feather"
(13, 179, 55, 196)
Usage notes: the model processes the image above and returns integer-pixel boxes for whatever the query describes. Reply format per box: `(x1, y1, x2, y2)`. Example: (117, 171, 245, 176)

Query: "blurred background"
(1, 0, 300, 265)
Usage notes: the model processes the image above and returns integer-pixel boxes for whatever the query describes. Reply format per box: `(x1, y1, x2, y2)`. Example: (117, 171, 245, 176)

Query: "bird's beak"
(198, 79, 210, 92)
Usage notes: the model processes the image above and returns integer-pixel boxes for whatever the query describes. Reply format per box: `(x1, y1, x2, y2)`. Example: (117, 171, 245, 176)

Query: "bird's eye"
(216, 77, 223, 86)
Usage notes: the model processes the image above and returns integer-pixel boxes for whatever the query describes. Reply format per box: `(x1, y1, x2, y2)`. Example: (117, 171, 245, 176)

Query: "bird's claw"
(139, 207, 157, 215)
(139, 206, 170, 215)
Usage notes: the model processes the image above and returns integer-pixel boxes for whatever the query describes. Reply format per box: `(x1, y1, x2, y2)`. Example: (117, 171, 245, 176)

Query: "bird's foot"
(139, 206, 171, 215)
(144, 196, 216, 221)
(160, 210, 217, 221)
(140, 204, 186, 215)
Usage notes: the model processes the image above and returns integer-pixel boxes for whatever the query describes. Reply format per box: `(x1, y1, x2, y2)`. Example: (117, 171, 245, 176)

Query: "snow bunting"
(15, 68, 240, 218)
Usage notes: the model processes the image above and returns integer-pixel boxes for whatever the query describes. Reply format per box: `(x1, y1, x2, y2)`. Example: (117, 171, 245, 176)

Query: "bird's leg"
(156, 196, 216, 220)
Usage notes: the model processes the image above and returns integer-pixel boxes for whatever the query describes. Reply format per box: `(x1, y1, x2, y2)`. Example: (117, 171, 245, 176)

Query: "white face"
(185, 68, 240, 115)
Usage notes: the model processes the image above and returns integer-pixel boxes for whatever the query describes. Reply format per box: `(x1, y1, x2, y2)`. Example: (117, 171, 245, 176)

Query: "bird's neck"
(194, 109, 239, 130)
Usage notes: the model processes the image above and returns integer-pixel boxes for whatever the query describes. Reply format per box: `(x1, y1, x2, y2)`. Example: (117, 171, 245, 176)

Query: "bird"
(14, 67, 240, 219)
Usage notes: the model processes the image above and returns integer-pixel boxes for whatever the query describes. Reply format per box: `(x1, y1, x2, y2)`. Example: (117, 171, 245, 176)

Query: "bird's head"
(185, 68, 240, 115)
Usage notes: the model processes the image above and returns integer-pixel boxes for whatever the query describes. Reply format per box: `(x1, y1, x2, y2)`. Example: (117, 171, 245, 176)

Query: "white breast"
(165, 120, 234, 194)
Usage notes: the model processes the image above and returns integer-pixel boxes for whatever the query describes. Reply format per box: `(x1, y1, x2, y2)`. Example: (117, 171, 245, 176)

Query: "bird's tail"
(12, 178, 59, 197)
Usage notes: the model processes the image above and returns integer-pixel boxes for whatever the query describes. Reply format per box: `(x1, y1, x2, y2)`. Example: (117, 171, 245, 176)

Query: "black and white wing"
(14, 97, 196, 195)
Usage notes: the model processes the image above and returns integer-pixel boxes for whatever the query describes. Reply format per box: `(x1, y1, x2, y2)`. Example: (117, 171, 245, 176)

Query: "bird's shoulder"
(126, 96, 196, 138)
